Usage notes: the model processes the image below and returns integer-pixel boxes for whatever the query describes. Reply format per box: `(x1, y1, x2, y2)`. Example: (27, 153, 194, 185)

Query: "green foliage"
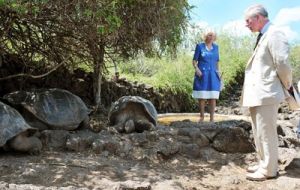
(155, 0, 191, 56)
(0, 0, 191, 70)
(119, 55, 160, 77)
(119, 53, 194, 94)
(290, 44, 300, 83)
(217, 33, 253, 87)
(0, 0, 191, 106)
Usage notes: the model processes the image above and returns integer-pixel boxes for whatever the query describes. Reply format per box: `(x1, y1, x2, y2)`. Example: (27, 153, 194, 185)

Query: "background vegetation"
(0, 1, 299, 110)
(0, 0, 190, 109)
(117, 32, 300, 106)
(290, 44, 300, 83)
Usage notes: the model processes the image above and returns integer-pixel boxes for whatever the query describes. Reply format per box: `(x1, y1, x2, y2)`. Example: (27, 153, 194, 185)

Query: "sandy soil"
(0, 144, 299, 190)
(0, 110, 299, 190)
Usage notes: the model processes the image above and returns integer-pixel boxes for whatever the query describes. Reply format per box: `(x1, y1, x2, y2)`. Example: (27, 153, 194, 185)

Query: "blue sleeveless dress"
(192, 42, 221, 99)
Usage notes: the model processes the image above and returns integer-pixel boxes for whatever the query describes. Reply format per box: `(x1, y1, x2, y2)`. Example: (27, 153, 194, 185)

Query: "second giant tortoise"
(0, 101, 42, 154)
(3, 88, 90, 131)
(108, 96, 158, 133)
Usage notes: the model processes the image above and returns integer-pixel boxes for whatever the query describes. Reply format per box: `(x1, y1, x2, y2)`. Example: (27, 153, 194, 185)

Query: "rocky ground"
(0, 147, 299, 190)
(0, 105, 300, 190)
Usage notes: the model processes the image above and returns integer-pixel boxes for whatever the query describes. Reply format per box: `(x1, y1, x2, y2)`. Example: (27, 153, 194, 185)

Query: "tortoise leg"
(124, 119, 135, 133)
(109, 123, 125, 133)
(107, 126, 120, 134)
(135, 120, 155, 133)
(78, 116, 90, 130)
(8, 131, 42, 154)
(2, 144, 10, 151)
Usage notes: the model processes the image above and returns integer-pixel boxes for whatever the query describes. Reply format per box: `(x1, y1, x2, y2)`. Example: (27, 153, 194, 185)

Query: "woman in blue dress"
(192, 31, 221, 122)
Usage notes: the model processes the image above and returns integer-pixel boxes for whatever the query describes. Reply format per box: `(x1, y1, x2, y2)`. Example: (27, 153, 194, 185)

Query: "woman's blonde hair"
(202, 30, 216, 42)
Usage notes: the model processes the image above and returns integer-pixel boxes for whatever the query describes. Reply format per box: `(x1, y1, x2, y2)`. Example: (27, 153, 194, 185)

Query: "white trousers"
(249, 103, 279, 176)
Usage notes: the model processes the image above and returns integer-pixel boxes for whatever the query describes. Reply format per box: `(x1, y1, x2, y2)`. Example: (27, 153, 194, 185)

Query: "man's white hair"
(244, 4, 268, 18)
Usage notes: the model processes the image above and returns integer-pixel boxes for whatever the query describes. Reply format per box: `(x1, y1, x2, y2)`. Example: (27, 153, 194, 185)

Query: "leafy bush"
(217, 34, 253, 87)
(290, 44, 300, 83)
(119, 52, 194, 93)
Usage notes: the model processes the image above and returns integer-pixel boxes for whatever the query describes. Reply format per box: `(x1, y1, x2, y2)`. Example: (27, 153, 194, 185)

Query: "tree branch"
(0, 56, 69, 81)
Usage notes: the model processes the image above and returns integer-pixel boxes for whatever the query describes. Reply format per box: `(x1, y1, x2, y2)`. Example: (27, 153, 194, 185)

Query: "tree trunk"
(93, 44, 105, 110)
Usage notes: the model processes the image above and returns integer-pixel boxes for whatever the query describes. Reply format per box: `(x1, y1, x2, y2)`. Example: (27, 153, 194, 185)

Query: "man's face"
(245, 15, 260, 32)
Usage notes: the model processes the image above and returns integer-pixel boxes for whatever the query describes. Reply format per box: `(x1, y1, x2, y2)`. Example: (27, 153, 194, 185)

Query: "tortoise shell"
(0, 101, 36, 147)
(109, 96, 157, 126)
(3, 88, 90, 130)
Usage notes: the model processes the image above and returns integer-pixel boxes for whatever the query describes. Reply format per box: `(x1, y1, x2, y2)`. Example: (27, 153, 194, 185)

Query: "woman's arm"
(193, 44, 202, 77)
(192, 60, 197, 69)
(193, 60, 202, 77)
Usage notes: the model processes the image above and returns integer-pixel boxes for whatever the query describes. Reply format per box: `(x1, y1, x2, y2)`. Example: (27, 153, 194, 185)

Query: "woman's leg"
(199, 99, 205, 122)
(209, 99, 216, 122)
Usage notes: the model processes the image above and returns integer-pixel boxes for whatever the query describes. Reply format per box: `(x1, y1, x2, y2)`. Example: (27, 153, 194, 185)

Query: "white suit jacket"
(241, 25, 292, 107)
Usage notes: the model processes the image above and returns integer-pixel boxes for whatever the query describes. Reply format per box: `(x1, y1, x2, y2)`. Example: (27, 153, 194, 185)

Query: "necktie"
(254, 32, 263, 49)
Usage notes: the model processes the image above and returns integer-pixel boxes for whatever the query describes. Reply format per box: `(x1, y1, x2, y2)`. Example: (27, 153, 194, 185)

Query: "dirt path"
(0, 146, 299, 190)
(1, 108, 299, 190)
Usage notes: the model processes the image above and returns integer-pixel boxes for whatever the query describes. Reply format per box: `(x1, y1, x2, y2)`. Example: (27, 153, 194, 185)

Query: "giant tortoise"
(3, 88, 90, 131)
(0, 101, 42, 153)
(108, 96, 158, 133)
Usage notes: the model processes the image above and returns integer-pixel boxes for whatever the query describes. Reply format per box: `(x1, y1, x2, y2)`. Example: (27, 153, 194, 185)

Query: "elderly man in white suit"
(241, 4, 292, 181)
